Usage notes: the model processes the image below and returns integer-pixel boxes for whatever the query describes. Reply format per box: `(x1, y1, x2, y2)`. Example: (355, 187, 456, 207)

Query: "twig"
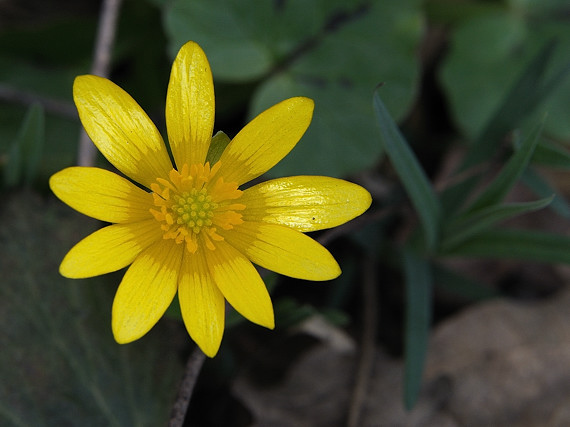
(347, 255, 378, 427)
(77, 0, 123, 167)
(169, 346, 207, 427)
(0, 84, 77, 119)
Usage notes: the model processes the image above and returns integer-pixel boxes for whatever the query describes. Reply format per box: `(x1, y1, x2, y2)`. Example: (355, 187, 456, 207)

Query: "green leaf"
(425, 0, 503, 26)
(464, 42, 563, 169)
(440, 7, 570, 146)
(273, 298, 317, 329)
(0, 17, 94, 180)
(465, 120, 544, 212)
(442, 196, 554, 251)
(532, 139, 570, 169)
(164, 0, 423, 177)
(0, 17, 95, 66)
(439, 172, 479, 215)
(22, 105, 45, 184)
(3, 131, 22, 188)
(440, 39, 568, 214)
(373, 90, 441, 250)
(522, 168, 570, 219)
(3, 103, 45, 187)
(433, 263, 499, 301)
(441, 229, 570, 265)
(402, 249, 432, 410)
(165, 0, 279, 81)
(0, 193, 184, 426)
(205, 130, 231, 165)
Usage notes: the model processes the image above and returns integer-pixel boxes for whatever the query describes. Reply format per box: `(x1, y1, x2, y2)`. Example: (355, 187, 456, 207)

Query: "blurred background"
(1, 0, 569, 425)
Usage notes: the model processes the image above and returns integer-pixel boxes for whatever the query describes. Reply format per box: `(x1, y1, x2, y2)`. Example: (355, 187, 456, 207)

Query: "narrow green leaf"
(532, 140, 570, 169)
(461, 41, 566, 170)
(522, 168, 570, 219)
(374, 90, 441, 250)
(273, 297, 316, 329)
(441, 41, 569, 214)
(433, 263, 499, 301)
(425, 0, 503, 26)
(402, 248, 432, 410)
(442, 196, 553, 250)
(205, 130, 231, 165)
(22, 103, 45, 184)
(164, 293, 182, 321)
(466, 120, 543, 212)
(442, 229, 570, 264)
(3, 137, 22, 187)
(3, 103, 44, 187)
(440, 172, 479, 214)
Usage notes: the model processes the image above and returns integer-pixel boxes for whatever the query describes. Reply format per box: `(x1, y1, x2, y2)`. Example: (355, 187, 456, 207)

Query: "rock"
(423, 287, 570, 427)
(232, 316, 357, 427)
(233, 288, 570, 426)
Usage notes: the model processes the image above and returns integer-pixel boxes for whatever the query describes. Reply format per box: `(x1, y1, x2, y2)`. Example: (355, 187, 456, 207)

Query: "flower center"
(173, 188, 217, 234)
(150, 161, 245, 253)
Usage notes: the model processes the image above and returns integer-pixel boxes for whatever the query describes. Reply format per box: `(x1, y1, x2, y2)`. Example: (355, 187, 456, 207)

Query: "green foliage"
(373, 39, 569, 404)
(3, 103, 44, 187)
(442, 229, 570, 264)
(439, 0, 570, 140)
(0, 193, 183, 426)
(373, 89, 441, 251)
(0, 1, 169, 182)
(0, 16, 94, 180)
(522, 168, 570, 219)
(2, 0, 570, 420)
(164, 0, 423, 177)
(441, 196, 554, 251)
(205, 130, 231, 165)
(402, 249, 432, 410)
(432, 264, 500, 302)
(467, 121, 543, 212)
(441, 42, 569, 215)
(374, 96, 568, 406)
(532, 140, 570, 169)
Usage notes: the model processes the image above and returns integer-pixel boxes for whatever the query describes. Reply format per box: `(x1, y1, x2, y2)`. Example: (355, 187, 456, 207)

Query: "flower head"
(50, 41, 371, 357)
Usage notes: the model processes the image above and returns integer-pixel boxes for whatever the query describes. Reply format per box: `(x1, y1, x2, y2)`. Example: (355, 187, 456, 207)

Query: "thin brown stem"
(169, 347, 207, 427)
(77, 0, 123, 167)
(347, 255, 377, 427)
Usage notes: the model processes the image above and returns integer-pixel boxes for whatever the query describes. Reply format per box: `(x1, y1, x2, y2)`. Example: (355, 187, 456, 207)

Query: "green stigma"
(173, 188, 219, 234)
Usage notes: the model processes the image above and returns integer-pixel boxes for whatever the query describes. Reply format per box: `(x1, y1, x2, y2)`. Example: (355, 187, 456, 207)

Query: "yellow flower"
(50, 41, 371, 357)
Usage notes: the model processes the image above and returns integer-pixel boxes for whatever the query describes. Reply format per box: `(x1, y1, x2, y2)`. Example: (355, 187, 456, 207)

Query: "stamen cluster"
(150, 162, 245, 253)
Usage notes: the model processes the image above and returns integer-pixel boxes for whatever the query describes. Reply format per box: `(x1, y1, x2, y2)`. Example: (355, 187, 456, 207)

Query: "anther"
(151, 162, 244, 253)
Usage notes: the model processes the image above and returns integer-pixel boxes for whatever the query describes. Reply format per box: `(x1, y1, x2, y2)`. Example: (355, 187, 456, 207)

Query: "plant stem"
(347, 255, 377, 427)
(169, 347, 207, 427)
(77, 0, 123, 167)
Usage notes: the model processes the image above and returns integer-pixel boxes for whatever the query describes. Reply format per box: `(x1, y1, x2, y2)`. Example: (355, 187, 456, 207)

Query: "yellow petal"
(205, 240, 274, 329)
(60, 219, 162, 278)
(217, 97, 314, 185)
(221, 221, 340, 281)
(112, 239, 183, 343)
(50, 167, 153, 224)
(166, 41, 215, 168)
(241, 176, 372, 232)
(178, 250, 225, 357)
(74, 75, 172, 188)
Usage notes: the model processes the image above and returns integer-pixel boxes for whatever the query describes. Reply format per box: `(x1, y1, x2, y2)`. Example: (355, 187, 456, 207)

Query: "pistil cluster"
(173, 187, 217, 234)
